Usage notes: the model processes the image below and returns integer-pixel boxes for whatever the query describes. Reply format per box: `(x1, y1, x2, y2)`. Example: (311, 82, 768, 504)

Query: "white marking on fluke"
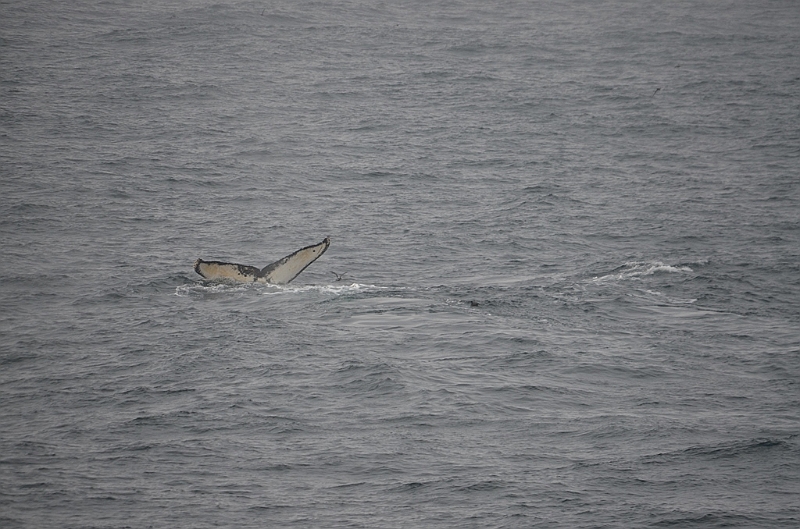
(194, 237, 330, 285)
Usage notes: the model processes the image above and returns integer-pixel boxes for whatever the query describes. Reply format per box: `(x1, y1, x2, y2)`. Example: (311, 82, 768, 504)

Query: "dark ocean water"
(2, 0, 799, 527)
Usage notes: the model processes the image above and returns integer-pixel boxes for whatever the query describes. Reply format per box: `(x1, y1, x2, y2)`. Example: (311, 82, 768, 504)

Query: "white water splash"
(593, 261, 693, 283)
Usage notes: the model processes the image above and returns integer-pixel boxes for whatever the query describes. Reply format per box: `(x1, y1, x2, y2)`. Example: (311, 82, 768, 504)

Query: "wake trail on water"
(175, 281, 391, 298)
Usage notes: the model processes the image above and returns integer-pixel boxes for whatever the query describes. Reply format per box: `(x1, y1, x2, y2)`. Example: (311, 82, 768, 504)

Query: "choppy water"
(2, 0, 799, 527)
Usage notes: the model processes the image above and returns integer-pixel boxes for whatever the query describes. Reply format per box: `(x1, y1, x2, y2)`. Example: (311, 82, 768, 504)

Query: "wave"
(174, 280, 387, 298)
(681, 437, 794, 460)
(642, 437, 796, 466)
(592, 261, 694, 283)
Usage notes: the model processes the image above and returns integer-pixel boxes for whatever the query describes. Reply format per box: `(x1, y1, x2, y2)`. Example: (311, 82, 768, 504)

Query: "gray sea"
(2, 0, 799, 527)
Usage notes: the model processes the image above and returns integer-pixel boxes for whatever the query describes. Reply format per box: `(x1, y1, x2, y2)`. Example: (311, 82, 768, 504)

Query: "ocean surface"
(2, 0, 799, 527)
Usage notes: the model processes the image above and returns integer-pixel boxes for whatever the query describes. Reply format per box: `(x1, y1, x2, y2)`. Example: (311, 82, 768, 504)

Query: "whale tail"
(194, 237, 331, 285)
(194, 259, 261, 282)
(260, 237, 331, 284)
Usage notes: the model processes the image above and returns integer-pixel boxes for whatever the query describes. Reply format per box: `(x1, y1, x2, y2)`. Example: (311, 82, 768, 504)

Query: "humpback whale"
(194, 237, 330, 285)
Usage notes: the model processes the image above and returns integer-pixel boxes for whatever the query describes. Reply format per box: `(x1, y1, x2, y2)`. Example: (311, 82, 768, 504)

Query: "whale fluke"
(194, 237, 330, 285)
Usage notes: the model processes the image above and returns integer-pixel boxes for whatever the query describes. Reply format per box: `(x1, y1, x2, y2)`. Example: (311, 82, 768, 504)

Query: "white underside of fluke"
(194, 237, 330, 285)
